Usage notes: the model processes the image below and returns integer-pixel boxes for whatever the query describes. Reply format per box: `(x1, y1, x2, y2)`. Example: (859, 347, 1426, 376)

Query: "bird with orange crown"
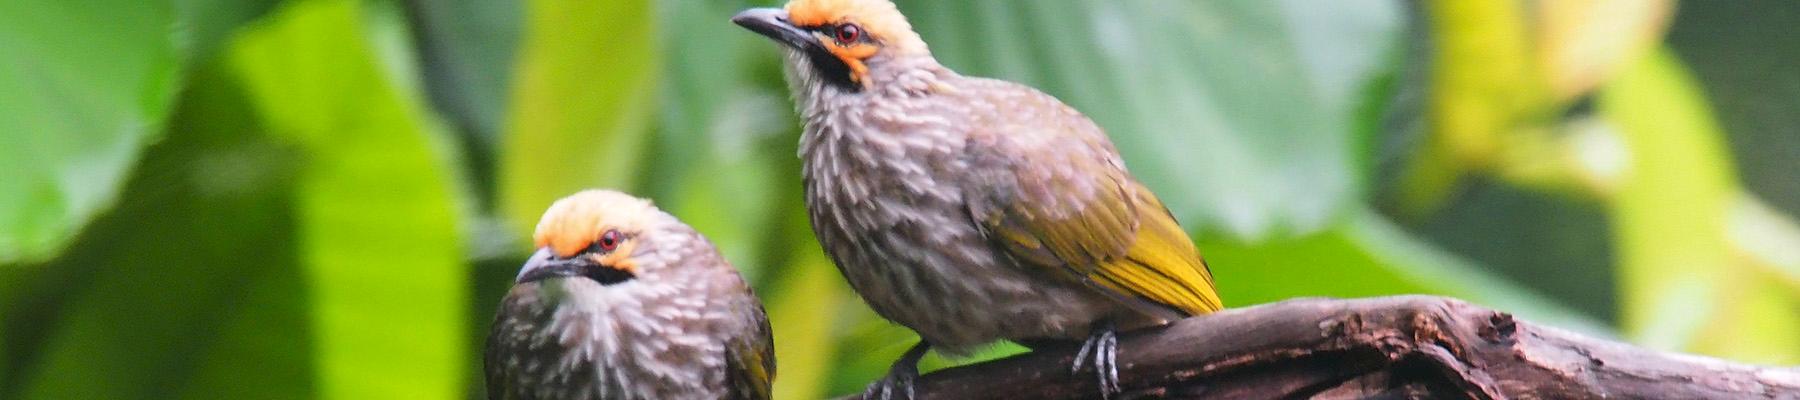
(735, 0, 1223, 398)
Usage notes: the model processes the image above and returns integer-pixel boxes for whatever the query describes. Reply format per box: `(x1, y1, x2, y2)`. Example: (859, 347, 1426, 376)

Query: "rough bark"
(844, 296, 1800, 399)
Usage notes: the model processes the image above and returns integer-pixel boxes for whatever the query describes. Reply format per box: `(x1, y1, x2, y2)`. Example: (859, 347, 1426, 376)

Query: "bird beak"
(732, 8, 818, 50)
(515, 247, 587, 284)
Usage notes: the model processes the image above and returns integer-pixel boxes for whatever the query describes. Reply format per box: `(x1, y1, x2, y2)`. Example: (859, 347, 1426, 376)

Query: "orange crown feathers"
(533, 190, 658, 259)
(785, 0, 928, 55)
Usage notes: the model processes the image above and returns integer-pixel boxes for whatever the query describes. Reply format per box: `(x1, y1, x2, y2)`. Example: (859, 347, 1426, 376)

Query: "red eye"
(835, 23, 862, 43)
(597, 230, 621, 252)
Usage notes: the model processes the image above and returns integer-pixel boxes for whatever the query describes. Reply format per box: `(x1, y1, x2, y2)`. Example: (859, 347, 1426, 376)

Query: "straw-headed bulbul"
(484, 190, 775, 400)
(734, 1, 1222, 398)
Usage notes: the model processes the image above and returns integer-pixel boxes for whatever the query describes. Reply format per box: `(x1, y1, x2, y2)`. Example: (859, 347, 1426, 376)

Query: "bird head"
(516, 190, 671, 287)
(733, 0, 929, 91)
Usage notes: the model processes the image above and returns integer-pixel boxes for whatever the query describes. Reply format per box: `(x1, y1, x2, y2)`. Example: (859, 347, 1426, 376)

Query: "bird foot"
(863, 341, 930, 400)
(1071, 325, 1122, 399)
(862, 368, 917, 400)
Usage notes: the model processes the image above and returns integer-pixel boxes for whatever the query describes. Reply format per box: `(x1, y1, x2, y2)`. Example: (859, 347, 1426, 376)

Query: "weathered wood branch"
(847, 296, 1800, 399)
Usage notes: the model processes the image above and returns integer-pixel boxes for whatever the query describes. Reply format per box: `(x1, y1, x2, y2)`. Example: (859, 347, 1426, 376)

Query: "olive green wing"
(724, 298, 776, 400)
(959, 85, 1221, 318)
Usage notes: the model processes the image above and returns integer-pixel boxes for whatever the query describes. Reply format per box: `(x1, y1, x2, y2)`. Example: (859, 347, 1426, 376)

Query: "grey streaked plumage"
(484, 190, 774, 400)
(790, 52, 1166, 355)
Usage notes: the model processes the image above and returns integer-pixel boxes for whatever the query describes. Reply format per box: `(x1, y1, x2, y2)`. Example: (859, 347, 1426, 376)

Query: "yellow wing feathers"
(973, 167, 1221, 319)
(1088, 187, 1221, 315)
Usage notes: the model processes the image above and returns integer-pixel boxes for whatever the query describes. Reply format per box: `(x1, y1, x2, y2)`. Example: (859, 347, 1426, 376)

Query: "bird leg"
(1072, 321, 1122, 399)
(864, 341, 930, 400)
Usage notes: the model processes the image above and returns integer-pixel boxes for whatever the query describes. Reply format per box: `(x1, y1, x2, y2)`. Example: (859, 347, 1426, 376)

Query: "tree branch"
(846, 296, 1800, 399)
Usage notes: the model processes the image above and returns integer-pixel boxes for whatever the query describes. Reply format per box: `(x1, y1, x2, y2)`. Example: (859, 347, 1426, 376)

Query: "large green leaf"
(0, 0, 284, 265)
(0, 0, 181, 264)
(230, 0, 467, 397)
(498, 0, 659, 237)
(897, 0, 1402, 239)
(7, 62, 311, 399)
(164, 64, 315, 400)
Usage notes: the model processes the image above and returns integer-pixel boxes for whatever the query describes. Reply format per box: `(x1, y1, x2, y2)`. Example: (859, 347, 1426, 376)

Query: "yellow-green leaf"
(230, 0, 467, 397)
(1601, 47, 1800, 363)
(1537, 0, 1672, 101)
(499, 0, 658, 237)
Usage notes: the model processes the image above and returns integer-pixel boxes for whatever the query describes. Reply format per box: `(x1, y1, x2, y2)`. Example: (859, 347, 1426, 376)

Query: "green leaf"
(0, 0, 182, 264)
(9, 62, 310, 399)
(164, 63, 316, 400)
(1601, 47, 1800, 363)
(175, 254, 316, 400)
(896, 0, 1403, 239)
(0, 0, 284, 265)
(229, 0, 467, 397)
(499, 0, 659, 237)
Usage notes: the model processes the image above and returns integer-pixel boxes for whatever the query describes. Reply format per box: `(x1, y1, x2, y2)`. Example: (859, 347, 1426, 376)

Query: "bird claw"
(861, 368, 917, 400)
(863, 341, 930, 400)
(1072, 326, 1122, 399)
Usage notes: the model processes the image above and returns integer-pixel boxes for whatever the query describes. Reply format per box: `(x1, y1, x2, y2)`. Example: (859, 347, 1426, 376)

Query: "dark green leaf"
(9, 62, 309, 399)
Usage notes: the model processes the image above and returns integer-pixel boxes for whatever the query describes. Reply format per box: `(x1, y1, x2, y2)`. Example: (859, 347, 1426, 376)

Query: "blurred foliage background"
(2, 0, 1798, 398)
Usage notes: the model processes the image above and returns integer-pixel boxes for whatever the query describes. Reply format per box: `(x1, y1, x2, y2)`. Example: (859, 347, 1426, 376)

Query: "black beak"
(732, 7, 862, 91)
(514, 247, 637, 285)
(732, 8, 817, 50)
(515, 247, 587, 284)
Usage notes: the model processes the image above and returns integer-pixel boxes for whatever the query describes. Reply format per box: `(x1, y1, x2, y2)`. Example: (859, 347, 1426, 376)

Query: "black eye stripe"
(583, 265, 634, 285)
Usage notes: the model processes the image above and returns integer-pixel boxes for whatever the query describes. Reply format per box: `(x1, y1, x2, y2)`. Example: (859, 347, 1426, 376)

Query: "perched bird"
(484, 190, 775, 400)
(734, 0, 1222, 398)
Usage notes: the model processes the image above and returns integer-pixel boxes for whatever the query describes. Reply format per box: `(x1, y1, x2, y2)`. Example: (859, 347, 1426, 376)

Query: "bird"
(733, 0, 1222, 399)
(483, 190, 775, 400)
